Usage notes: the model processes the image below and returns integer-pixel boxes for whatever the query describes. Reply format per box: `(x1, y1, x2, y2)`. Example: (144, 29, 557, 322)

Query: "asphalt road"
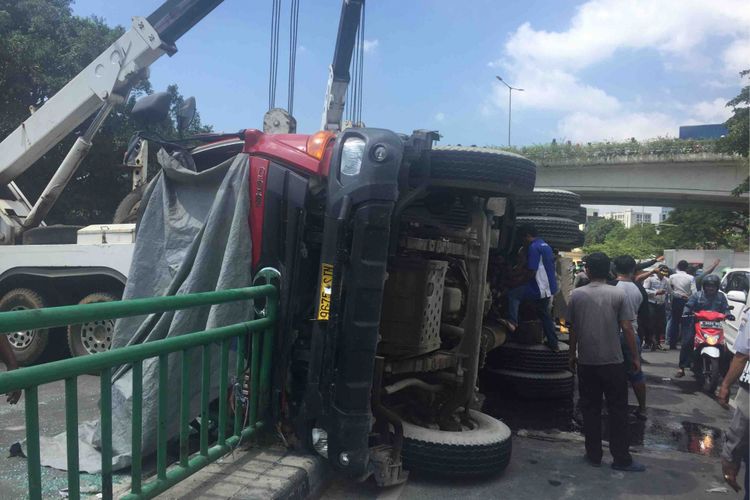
(320, 349, 746, 500)
(0, 374, 107, 499)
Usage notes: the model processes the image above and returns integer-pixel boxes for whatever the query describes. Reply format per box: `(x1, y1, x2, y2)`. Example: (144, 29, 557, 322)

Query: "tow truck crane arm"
(321, 0, 364, 132)
(0, 0, 224, 231)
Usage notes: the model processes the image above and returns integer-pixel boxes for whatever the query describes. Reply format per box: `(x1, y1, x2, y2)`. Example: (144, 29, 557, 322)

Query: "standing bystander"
(567, 252, 645, 471)
(643, 265, 670, 351)
(668, 260, 697, 350)
(717, 308, 749, 496)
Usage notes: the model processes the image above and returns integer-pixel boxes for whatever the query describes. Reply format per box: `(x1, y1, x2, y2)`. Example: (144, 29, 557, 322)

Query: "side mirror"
(726, 290, 747, 304)
(131, 92, 171, 123)
(177, 97, 196, 132)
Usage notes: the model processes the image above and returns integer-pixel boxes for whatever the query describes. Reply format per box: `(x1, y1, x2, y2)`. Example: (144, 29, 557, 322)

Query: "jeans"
(507, 286, 558, 349)
(577, 363, 633, 466)
(648, 303, 666, 346)
(506, 284, 533, 326)
(679, 315, 695, 369)
(536, 297, 559, 349)
(668, 297, 687, 349)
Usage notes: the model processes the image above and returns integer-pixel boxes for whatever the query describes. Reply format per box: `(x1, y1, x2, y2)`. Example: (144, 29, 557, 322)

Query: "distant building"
(679, 124, 728, 140)
(605, 209, 652, 228)
(660, 207, 674, 223)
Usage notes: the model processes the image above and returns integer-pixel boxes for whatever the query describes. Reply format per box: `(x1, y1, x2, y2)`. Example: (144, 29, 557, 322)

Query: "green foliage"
(583, 208, 749, 257)
(584, 218, 624, 245)
(486, 138, 725, 165)
(719, 69, 749, 195)
(657, 208, 748, 251)
(585, 223, 663, 259)
(0, 1, 211, 225)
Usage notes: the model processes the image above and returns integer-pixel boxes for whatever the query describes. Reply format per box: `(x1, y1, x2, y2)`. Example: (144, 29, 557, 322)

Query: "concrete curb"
(146, 443, 330, 499)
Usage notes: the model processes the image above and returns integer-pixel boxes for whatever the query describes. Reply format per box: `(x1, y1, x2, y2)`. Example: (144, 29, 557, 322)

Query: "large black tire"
(515, 215, 582, 251)
(487, 341, 570, 373)
(483, 368, 574, 400)
(703, 357, 720, 395)
(516, 189, 581, 218)
(401, 409, 512, 477)
(22, 225, 82, 245)
(422, 146, 536, 194)
(0, 288, 50, 365)
(113, 185, 145, 224)
(67, 293, 118, 358)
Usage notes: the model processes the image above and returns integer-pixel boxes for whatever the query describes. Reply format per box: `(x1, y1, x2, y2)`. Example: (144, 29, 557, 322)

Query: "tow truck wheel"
(401, 409, 512, 477)
(67, 293, 118, 357)
(113, 185, 145, 224)
(0, 288, 50, 366)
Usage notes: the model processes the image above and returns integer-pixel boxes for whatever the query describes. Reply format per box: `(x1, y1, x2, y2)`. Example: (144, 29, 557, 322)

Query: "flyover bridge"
(510, 141, 749, 210)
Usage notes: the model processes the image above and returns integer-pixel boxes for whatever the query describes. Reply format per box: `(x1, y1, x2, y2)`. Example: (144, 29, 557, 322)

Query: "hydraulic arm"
(0, 0, 224, 232)
(320, 0, 364, 132)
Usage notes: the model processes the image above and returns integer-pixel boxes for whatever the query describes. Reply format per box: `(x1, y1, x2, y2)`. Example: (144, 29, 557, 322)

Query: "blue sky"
(72, 0, 748, 217)
(72, 0, 749, 148)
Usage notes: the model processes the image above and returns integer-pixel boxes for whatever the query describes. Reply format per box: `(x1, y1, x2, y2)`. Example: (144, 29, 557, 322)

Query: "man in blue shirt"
(502, 224, 560, 351)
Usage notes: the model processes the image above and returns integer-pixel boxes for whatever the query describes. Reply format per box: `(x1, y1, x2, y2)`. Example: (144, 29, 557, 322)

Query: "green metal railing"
(0, 280, 278, 500)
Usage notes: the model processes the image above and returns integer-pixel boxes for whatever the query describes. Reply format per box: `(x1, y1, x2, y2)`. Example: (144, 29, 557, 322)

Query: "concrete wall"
(663, 249, 750, 273)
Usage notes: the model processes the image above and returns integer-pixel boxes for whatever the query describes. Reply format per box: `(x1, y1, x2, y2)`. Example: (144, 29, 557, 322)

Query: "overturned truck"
(152, 126, 546, 485)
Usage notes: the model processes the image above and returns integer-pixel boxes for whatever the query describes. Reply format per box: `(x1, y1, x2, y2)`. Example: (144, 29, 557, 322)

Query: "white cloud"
(434, 112, 446, 122)
(689, 98, 732, 123)
(488, 0, 750, 141)
(723, 37, 750, 75)
(363, 39, 379, 54)
(557, 112, 681, 142)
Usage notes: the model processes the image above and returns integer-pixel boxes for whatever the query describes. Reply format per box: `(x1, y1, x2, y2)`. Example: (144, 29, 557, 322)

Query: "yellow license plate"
(317, 263, 334, 320)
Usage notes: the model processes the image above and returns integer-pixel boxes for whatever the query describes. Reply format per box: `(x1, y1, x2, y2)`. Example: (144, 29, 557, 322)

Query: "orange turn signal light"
(306, 131, 335, 160)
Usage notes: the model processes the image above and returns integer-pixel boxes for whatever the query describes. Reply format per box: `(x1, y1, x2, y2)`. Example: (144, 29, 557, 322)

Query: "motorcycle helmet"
(702, 274, 720, 290)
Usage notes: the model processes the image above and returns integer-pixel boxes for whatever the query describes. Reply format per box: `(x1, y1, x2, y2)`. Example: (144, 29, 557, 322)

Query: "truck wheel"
(401, 409, 512, 477)
(515, 216, 582, 251)
(486, 341, 570, 373)
(67, 293, 118, 357)
(22, 225, 83, 245)
(0, 288, 50, 365)
(422, 146, 536, 194)
(483, 368, 574, 400)
(516, 189, 581, 219)
(113, 185, 144, 224)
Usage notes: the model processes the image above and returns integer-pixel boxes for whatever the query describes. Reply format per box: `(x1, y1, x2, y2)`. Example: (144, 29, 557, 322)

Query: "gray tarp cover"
(38, 150, 252, 472)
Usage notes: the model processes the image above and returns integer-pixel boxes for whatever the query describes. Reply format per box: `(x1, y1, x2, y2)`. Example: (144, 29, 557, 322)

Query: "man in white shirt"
(667, 260, 696, 349)
(643, 265, 670, 351)
(717, 309, 749, 493)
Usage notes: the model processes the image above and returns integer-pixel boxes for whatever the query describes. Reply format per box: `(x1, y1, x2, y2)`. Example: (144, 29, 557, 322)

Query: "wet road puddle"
(483, 393, 724, 458)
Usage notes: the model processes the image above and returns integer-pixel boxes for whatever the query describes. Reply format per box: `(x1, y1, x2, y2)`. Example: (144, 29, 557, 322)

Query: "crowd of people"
(502, 225, 748, 492)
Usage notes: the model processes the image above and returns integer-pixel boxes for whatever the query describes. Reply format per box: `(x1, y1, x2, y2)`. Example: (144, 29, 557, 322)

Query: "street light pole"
(496, 76, 523, 147)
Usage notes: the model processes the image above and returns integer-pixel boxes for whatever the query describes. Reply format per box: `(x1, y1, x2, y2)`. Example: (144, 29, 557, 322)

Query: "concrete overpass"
(532, 152, 748, 210)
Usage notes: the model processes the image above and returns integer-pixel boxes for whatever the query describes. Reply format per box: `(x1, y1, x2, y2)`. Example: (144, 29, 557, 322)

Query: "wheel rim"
(8, 305, 36, 350)
(79, 319, 114, 354)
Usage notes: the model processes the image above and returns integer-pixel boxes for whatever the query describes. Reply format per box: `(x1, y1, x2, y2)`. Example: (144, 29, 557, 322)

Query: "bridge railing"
(0, 280, 278, 500)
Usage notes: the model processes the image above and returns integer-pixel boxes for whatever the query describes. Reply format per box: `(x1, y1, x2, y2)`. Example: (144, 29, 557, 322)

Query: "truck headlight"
(340, 137, 366, 178)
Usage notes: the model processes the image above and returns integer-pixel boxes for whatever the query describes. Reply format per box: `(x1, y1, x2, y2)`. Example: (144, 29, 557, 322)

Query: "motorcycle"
(686, 310, 733, 394)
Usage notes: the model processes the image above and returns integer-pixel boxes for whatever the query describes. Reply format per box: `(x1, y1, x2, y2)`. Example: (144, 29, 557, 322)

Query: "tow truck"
(0, 0, 226, 364)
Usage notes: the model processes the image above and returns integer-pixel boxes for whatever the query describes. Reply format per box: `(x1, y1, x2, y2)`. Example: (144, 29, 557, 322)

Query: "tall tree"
(0, 1, 211, 225)
(584, 218, 624, 245)
(720, 69, 749, 195)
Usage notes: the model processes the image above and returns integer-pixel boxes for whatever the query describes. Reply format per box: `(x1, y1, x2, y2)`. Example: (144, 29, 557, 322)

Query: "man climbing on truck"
(501, 223, 560, 351)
